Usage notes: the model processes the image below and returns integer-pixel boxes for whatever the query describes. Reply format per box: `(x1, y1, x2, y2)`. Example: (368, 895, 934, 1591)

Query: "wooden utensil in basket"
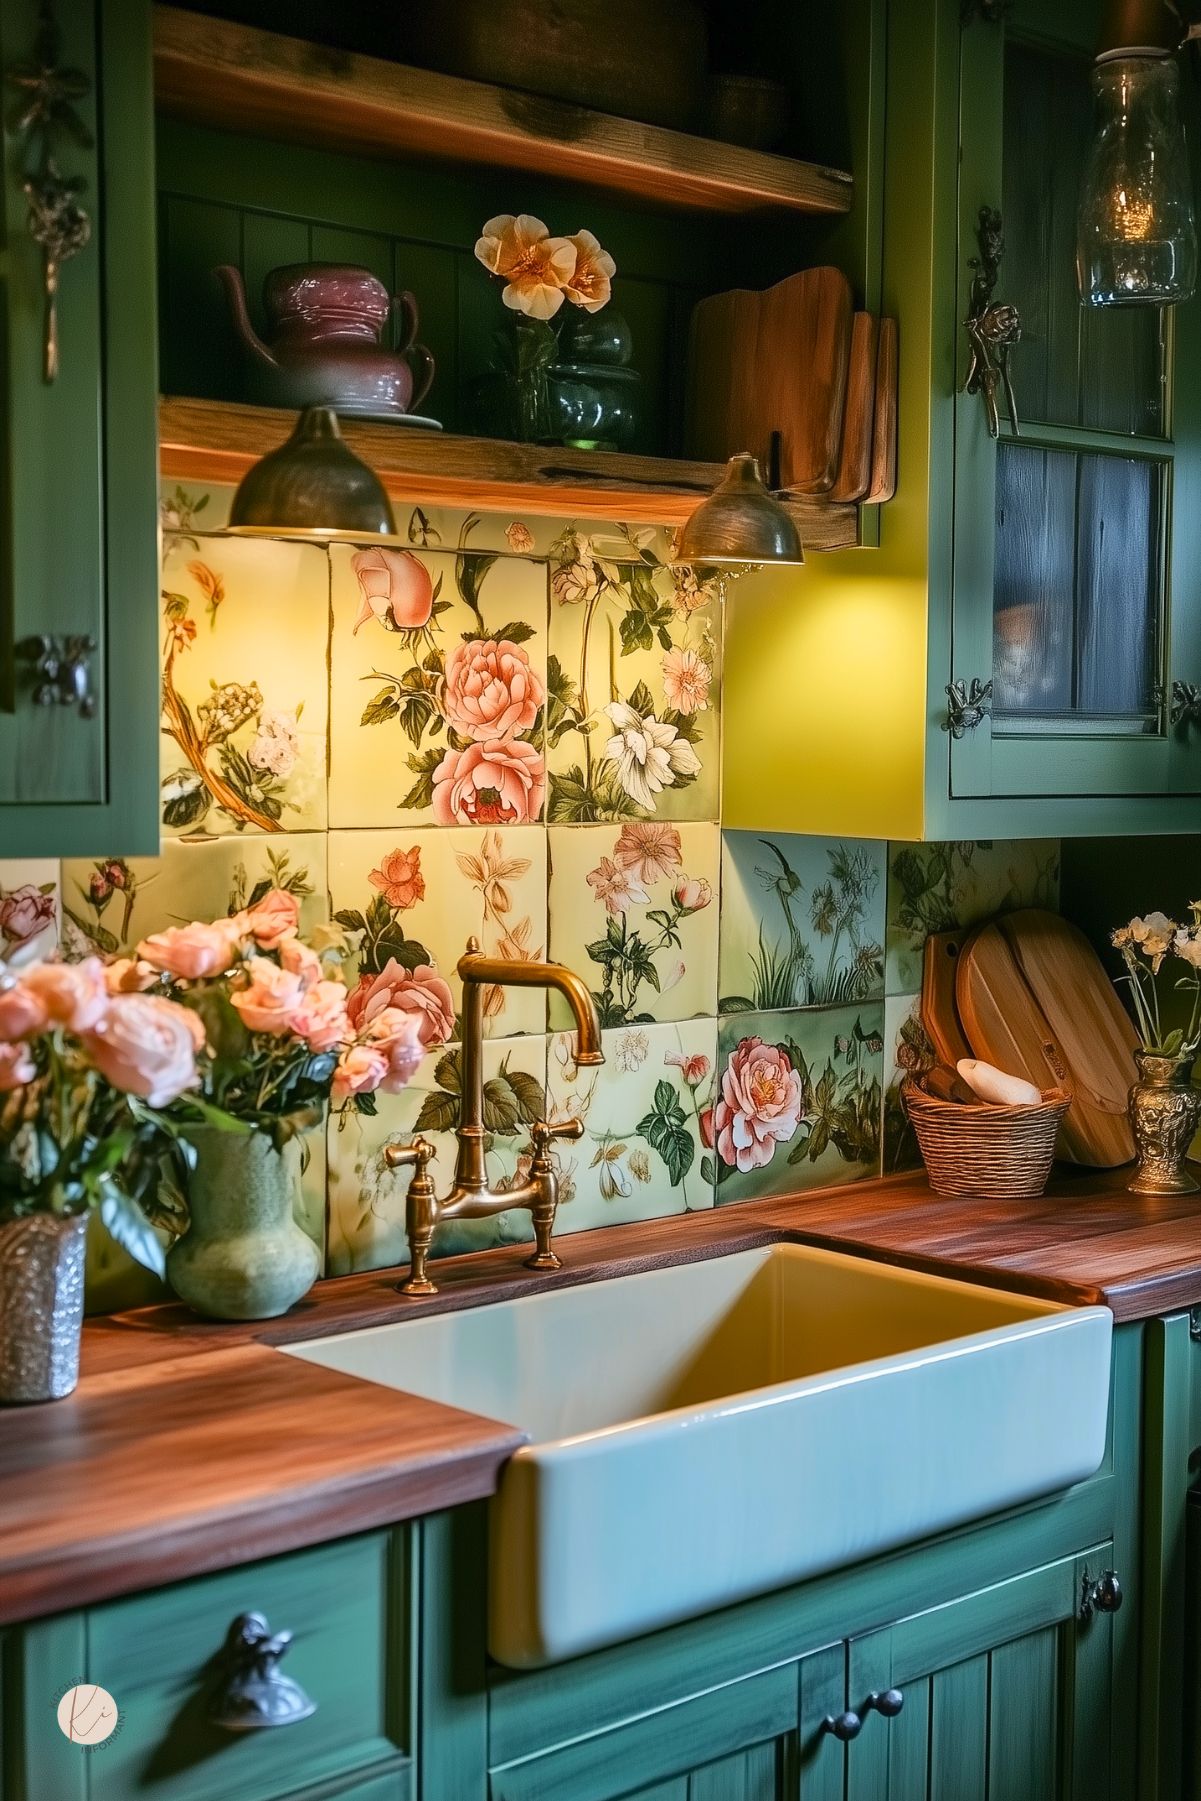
(902, 1077, 1071, 1200)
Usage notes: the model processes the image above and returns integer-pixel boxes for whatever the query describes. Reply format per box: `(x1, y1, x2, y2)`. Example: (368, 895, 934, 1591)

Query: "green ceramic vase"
(166, 1126, 320, 1321)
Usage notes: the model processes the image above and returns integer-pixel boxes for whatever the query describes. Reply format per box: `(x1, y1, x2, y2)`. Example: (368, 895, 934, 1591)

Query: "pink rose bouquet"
(0, 954, 203, 1275)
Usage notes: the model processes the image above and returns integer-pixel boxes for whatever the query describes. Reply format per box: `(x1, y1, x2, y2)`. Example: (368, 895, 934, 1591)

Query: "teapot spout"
(214, 265, 278, 369)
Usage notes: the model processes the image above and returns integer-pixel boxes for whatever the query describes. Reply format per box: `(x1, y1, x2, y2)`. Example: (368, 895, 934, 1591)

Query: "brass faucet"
(384, 938, 604, 1297)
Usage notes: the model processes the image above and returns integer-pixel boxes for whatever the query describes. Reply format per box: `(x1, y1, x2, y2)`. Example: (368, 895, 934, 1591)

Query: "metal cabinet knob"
(822, 1709, 863, 1742)
(866, 1687, 905, 1718)
(209, 1611, 317, 1731)
(1080, 1568, 1123, 1621)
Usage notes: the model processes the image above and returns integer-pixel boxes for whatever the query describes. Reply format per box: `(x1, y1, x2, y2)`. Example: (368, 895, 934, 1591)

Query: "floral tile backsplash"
(4, 484, 1067, 1307)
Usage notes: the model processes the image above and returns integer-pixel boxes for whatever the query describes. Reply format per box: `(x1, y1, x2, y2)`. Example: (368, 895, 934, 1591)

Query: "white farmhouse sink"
(284, 1244, 1112, 1668)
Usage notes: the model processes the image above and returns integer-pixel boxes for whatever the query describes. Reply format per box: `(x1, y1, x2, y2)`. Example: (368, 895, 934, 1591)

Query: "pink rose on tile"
(442, 638, 544, 741)
(0, 978, 49, 1042)
(613, 822, 682, 885)
(351, 547, 434, 633)
(332, 1041, 389, 1101)
(673, 875, 712, 914)
(0, 1041, 36, 1090)
(289, 979, 350, 1053)
(0, 884, 56, 952)
(138, 921, 238, 980)
(230, 957, 307, 1035)
(431, 739, 545, 826)
(505, 521, 534, 553)
(362, 1005, 425, 1093)
(347, 958, 455, 1049)
(586, 856, 649, 916)
(244, 888, 301, 950)
(368, 846, 425, 912)
(698, 1105, 715, 1149)
(23, 958, 108, 1032)
(715, 1037, 803, 1173)
(84, 993, 204, 1108)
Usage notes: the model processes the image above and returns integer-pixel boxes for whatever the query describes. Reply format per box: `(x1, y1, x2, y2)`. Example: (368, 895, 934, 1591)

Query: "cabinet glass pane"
(993, 442, 1162, 727)
(1003, 40, 1164, 436)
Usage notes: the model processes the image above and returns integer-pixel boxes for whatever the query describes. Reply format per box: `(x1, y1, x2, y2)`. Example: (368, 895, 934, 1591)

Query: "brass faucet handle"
(528, 1117, 584, 1165)
(385, 1136, 436, 1176)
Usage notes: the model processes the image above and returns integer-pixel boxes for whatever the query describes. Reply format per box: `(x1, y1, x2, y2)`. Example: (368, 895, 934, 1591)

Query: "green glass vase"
(166, 1125, 320, 1320)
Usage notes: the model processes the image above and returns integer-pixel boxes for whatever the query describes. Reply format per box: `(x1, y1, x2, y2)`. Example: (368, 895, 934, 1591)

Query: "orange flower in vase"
(474, 214, 578, 320)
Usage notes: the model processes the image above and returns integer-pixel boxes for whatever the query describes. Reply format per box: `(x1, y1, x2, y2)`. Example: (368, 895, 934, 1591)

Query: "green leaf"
(482, 1076, 522, 1134)
(373, 933, 431, 974)
(334, 908, 369, 934)
(434, 1050, 462, 1095)
(398, 689, 437, 748)
(627, 679, 657, 718)
(719, 995, 754, 1015)
(354, 1091, 378, 1117)
(490, 621, 537, 645)
(637, 1109, 694, 1187)
(398, 747, 443, 811)
(99, 1188, 166, 1278)
(506, 1067, 547, 1122)
(361, 688, 401, 726)
(654, 1079, 677, 1118)
(162, 781, 210, 830)
(413, 1089, 459, 1134)
(619, 610, 654, 656)
(62, 905, 120, 956)
(548, 768, 600, 824)
(700, 1154, 717, 1188)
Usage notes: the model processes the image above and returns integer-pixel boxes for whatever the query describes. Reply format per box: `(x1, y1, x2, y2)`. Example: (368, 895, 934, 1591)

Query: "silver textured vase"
(0, 1212, 88, 1403)
(1128, 1050, 1201, 1195)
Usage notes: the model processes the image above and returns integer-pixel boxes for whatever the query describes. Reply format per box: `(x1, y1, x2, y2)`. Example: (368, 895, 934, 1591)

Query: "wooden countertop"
(2, 1162, 1199, 1626)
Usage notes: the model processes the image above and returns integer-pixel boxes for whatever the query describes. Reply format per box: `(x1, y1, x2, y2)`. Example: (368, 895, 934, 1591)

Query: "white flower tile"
(548, 822, 718, 1029)
(326, 1036, 547, 1276)
(328, 539, 548, 829)
(546, 1018, 717, 1235)
(720, 832, 886, 1014)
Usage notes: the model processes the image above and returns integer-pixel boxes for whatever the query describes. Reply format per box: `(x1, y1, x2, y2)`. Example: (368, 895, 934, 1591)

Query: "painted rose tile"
(326, 1035, 548, 1275)
(0, 859, 59, 965)
(714, 1002, 885, 1205)
(545, 1018, 717, 1233)
(159, 533, 329, 838)
(60, 836, 327, 959)
(547, 822, 718, 1029)
(880, 992, 933, 1177)
(885, 839, 1061, 994)
(327, 825, 547, 1041)
(328, 533, 548, 829)
(720, 832, 886, 1015)
(546, 524, 721, 825)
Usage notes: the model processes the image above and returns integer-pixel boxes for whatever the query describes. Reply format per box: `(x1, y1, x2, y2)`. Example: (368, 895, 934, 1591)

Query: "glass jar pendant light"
(1077, 48, 1198, 306)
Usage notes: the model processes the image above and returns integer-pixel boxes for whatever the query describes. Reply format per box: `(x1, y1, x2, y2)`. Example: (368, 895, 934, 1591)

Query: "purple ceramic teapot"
(215, 262, 436, 418)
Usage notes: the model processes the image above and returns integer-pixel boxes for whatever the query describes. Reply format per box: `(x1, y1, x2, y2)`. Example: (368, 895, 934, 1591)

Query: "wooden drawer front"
(85, 1531, 410, 1801)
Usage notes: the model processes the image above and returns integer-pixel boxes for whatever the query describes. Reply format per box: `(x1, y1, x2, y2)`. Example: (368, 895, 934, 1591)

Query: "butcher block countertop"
(1, 1162, 1199, 1627)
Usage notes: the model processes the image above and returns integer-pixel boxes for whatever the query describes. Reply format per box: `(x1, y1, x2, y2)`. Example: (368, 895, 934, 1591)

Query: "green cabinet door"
(949, 0, 1201, 806)
(0, 0, 160, 856)
(845, 1547, 1119, 1801)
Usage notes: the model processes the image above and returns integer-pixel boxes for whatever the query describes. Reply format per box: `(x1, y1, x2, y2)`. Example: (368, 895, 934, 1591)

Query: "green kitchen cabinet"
(1141, 1312, 1201, 1801)
(0, 0, 160, 856)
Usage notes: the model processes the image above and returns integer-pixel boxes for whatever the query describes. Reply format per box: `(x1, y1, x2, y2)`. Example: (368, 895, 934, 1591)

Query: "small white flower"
(602, 701, 702, 810)
(1174, 926, 1201, 969)
(615, 1028, 650, 1072)
(247, 707, 300, 778)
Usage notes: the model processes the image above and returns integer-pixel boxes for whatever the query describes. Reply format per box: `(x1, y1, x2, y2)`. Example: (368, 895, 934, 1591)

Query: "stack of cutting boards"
(920, 909, 1138, 1167)
(684, 267, 897, 503)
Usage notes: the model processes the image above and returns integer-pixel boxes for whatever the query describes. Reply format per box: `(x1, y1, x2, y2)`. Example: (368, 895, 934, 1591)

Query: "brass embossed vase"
(1127, 1051, 1200, 1195)
(0, 1211, 88, 1404)
(167, 1126, 319, 1321)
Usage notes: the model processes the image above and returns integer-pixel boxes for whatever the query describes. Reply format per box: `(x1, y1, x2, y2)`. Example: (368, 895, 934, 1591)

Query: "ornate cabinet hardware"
(964, 207, 1021, 438)
(1079, 1567, 1123, 1621)
(1170, 680, 1201, 727)
(5, 0, 93, 382)
(17, 634, 95, 716)
(944, 677, 993, 738)
(209, 1611, 317, 1731)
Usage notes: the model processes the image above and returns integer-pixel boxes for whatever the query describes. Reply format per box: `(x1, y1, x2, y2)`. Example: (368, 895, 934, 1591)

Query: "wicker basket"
(901, 1078, 1071, 1200)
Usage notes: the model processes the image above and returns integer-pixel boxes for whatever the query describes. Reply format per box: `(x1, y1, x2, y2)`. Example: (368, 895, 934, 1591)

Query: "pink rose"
(84, 993, 204, 1108)
(351, 547, 434, 633)
(244, 889, 301, 951)
(138, 921, 237, 980)
(347, 958, 455, 1049)
(104, 958, 157, 995)
(0, 883, 56, 951)
(230, 957, 307, 1035)
(362, 1005, 425, 1093)
(698, 1105, 715, 1150)
(279, 937, 322, 992)
(0, 1041, 36, 1090)
(432, 738, 545, 826)
(332, 1041, 389, 1100)
(442, 639, 544, 741)
(715, 1037, 803, 1173)
(23, 958, 108, 1032)
(673, 876, 712, 914)
(290, 979, 350, 1053)
(0, 978, 49, 1042)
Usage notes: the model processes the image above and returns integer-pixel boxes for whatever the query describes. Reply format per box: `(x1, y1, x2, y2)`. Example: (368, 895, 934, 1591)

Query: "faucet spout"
(457, 943, 604, 1064)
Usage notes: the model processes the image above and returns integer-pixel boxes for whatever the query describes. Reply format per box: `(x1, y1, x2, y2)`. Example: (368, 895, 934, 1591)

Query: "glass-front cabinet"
(951, 0, 1201, 805)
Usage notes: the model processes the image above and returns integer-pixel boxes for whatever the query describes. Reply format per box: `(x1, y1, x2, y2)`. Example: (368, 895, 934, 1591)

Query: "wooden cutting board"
(686, 267, 853, 493)
(829, 312, 878, 504)
(920, 929, 973, 1069)
(956, 909, 1137, 1166)
(867, 316, 898, 504)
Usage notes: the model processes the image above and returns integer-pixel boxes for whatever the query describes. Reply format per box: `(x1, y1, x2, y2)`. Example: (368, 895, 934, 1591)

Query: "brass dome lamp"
(671, 453, 805, 570)
(225, 406, 398, 541)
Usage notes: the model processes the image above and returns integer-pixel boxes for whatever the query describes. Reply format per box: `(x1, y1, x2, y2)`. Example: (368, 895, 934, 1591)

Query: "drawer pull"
(210, 1611, 317, 1732)
(865, 1687, 905, 1719)
(821, 1709, 863, 1742)
(1079, 1568, 1123, 1622)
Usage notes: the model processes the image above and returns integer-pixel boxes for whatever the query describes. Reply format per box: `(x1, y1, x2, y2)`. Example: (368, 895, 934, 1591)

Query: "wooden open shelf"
(158, 398, 861, 546)
(152, 7, 853, 219)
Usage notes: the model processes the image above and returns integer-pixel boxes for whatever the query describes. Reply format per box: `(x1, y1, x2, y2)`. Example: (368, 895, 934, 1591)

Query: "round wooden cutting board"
(955, 909, 1138, 1167)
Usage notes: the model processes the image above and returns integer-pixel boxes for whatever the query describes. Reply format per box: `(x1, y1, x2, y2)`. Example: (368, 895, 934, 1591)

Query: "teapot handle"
(406, 343, 436, 413)
(392, 290, 420, 353)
